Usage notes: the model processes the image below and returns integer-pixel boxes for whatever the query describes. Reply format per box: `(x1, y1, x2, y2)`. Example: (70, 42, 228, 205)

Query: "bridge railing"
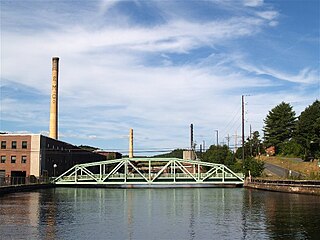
(58, 172, 243, 181)
(250, 178, 320, 186)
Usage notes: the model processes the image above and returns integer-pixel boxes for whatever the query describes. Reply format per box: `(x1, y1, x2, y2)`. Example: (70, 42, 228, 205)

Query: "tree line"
(158, 100, 319, 177)
(263, 100, 320, 160)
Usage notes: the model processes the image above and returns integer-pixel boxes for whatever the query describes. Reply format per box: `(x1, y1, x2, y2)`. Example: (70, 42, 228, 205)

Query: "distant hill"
(153, 149, 186, 158)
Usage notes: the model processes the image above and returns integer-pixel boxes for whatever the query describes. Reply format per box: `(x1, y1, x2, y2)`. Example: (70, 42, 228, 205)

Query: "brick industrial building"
(0, 133, 108, 178)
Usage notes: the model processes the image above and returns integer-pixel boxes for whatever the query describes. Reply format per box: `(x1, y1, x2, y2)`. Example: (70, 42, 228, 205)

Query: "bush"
(279, 140, 304, 157)
(243, 157, 264, 177)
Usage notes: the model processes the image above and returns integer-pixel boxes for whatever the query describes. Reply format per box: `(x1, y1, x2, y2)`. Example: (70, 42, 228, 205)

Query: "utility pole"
(215, 130, 219, 146)
(234, 131, 238, 153)
(242, 95, 245, 162)
(226, 134, 230, 149)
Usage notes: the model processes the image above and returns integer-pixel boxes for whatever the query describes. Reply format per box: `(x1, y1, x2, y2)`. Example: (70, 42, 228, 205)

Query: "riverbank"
(245, 178, 320, 195)
(260, 156, 320, 179)
(0, 183, 54, 196)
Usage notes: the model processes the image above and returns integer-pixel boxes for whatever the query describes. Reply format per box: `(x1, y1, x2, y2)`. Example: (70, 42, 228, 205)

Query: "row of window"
(0, 155, 27, 164)
(1, 141, 28, 149)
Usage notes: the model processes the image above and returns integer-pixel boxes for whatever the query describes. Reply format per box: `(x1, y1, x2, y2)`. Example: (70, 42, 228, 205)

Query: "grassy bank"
(259, 156, 320, 180)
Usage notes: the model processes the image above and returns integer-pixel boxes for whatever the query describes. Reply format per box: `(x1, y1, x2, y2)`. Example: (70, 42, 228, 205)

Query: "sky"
(1, 0, 319, 155)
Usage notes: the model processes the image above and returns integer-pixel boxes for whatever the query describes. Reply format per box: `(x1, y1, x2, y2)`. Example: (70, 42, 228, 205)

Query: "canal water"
(0, 188, 319, 240)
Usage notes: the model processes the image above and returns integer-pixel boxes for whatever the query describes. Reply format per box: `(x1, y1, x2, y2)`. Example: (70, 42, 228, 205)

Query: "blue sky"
(1, 0, 319, 155)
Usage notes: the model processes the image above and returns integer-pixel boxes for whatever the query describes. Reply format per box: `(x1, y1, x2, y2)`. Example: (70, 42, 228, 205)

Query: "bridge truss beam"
(54, 158, 244, 186)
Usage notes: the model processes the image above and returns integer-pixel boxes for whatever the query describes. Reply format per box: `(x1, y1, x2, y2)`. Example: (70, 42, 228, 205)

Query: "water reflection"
(0, 188, 319, 240)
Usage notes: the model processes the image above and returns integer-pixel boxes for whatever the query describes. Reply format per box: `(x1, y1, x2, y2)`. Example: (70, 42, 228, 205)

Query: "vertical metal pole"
(197, 163, 200, 181)
(215, 130, 219, 146)
(173, 160, 176, 182)
(100, 164, 102, 181)
(226, 134, 230, 149)
(148, 159, 151, 183)
(124, 159, 127, 183)
(222, 166, 225, 183)
(217, 130, 219, 146)
(190, 123, 194, 150)
(235, 131, 237, 153)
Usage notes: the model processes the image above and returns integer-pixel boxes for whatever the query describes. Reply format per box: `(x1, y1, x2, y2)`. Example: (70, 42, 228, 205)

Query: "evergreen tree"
(263, 102, 296, 153)
(295, 100, 320, 160)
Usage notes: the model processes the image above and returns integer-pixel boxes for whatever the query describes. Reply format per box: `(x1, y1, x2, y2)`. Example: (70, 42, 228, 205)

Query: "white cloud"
(256, 11, 278, 20)
(264, 67, 319, 84)
(1, 14, 268, 94)
(239, 62, 319, 84)
(243, 0, 264, 7)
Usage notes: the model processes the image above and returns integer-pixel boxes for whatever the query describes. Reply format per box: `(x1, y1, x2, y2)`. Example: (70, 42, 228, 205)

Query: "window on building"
(21, 156, 27, 164)
(1, 141, 6, 149)
(22, 141, 28, 149)
(1, 156, 5, 163)
(11, 156, 16, 163)
(12, 141, 17, 149)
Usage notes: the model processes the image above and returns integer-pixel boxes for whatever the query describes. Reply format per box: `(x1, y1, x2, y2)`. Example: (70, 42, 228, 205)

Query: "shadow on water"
(0, 188, 319, 239)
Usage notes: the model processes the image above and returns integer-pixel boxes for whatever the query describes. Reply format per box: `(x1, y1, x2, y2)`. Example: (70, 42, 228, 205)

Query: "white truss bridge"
(53, 158, 244, 187)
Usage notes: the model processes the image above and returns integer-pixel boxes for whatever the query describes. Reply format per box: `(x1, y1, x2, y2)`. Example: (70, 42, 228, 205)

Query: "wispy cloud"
(243, 0, 264, 7)
(256, 11, 278, 20)
(237, 61, 319, 84)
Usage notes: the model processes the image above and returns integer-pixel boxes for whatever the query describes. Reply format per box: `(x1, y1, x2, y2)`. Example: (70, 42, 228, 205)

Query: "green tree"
(278, 140, 304, 157)
(263, 102, 296, 153)
(295, 100, 320, 160)
(202, 145, 235, 167)
(235, 131, 264, 159)
(250, 131, 260, 156)
(243, 157, 264, 177)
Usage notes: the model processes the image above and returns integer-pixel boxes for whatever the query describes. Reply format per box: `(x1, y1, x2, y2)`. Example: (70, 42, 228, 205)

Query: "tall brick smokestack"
(129, 128, 133, 158)
(49, 57, 59, 139)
